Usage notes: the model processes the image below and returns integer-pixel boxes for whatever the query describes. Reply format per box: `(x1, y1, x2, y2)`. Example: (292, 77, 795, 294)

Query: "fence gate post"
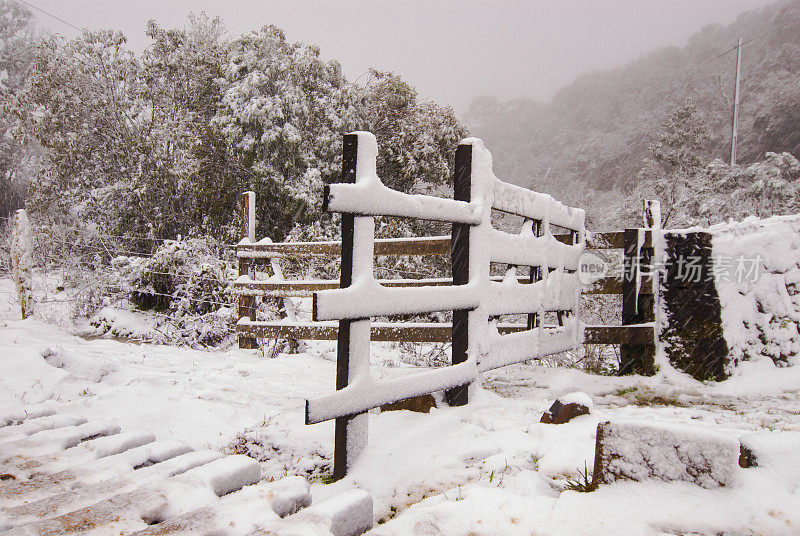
(238, 191, 257, 350)
(446, 143, 472, 406)
(619, 200, 658, 375)
(332, 133, 370, 480)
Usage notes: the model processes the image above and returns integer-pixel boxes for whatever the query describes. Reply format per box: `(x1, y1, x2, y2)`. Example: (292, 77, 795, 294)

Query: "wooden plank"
(236, 229, 645, 260)
(527, 219, 541, 330)
(584, 324, 655, 345)
(333, 133, 359, 481)
(237, 236, 451, 258)
(236, 275, 650, 297)
(235, 278, 452, 297)
(620, 227, 657, 375)
(238, 321, 654, 345)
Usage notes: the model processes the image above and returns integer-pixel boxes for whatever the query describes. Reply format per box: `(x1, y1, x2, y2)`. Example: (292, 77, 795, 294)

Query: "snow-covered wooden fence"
(234, 132, 659, 478)
(315, 133, 588, 476)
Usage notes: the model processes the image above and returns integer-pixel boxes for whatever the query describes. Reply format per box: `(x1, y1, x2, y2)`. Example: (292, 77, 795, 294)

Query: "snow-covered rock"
(592, 420, 740, 488)
(540, 391, 593, 424)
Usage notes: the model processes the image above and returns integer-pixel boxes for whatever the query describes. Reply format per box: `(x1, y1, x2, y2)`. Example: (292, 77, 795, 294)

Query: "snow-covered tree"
(215, 28, 467, 241)
(0, 0, 37, 220)
(214, 25, 364, 240)
(632, 101, 711, 227)
(11, 30, 151, 235)
(361, 70, 467, 195)
(12, 19, 468, 246)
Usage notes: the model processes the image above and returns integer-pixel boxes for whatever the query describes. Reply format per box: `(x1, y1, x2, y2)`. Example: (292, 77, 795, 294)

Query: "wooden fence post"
(527, 219, 542, 330)
(332, 133, 370, 480)
(446, 143, 472, 407)
(238, 191, 258, 350)
(619, 200, 658, 375)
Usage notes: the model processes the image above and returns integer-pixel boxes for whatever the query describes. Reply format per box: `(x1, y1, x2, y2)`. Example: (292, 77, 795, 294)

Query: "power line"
(16, 0, 83, 32)
(703, 15, 800, 64)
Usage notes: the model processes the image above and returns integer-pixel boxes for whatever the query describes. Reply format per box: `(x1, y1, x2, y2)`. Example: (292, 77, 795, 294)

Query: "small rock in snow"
(540, 392, 592, 424)
(380, 394, 437, 413)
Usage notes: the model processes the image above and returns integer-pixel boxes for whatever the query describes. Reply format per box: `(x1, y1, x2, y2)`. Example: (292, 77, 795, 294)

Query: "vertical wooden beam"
(238, 191, 257, 350)
(447, 143, 472, 407)
(643, 199, 661, 230)
(555, 229, 580, 328)
(332, 133, 369, 480)
(527, 219, 541, 330)
(619, 203, 657, 375)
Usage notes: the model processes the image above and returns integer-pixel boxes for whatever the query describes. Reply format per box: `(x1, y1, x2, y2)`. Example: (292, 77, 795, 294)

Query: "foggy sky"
(28, 0, 775, 114)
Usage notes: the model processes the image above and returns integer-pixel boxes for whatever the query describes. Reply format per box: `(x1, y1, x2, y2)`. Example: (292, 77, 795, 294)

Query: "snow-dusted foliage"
(215, 30, 466, 241)
(79, 237, 237, 347)
(124, 238, 232, 315)
(216, 26, 359, 207)
(11, 19, 466, 250)
(695, 152, 800, 224)
(10, 209, 33, 318)
(0, 217, 11, 274)
(0, 0, 37, 221)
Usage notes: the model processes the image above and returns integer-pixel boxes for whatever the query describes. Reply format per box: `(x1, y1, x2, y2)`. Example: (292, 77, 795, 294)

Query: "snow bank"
(710, 214, 800, 370)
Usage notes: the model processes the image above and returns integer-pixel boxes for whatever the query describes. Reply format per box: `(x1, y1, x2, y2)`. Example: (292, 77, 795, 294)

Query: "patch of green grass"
(632, 393, 688, 407)
(564, 462, 596, 493)
(615, 386, 638, 396)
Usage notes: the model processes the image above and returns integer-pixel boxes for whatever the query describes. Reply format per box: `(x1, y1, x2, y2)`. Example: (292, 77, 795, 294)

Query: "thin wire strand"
(16, 0, 84, 32)
(702, 15, 800, 64)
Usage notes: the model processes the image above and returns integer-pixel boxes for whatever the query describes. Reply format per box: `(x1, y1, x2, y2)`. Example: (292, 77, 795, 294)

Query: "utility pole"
(730, 37, 742, 165)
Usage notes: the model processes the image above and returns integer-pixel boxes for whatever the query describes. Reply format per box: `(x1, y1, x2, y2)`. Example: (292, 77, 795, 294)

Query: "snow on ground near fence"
(2, 277, 800, 534)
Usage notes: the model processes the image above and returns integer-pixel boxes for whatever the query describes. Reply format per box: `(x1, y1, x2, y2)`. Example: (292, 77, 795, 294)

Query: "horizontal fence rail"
(235, 230, 650, 259)
(237, 319, 655, 345)
(234, 275, 654, 298)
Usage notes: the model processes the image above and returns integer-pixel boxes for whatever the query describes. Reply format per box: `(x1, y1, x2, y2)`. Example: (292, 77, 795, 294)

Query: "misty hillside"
(466, 0, 800, 195)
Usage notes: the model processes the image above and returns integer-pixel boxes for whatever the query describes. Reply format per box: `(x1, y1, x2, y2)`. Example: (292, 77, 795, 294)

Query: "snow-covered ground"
(2, 276, 800, 535)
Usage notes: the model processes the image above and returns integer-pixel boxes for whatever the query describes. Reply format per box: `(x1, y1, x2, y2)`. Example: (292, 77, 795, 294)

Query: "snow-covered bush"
(84, 237, 238, 348)
(126, 237, 233, 315)
(695, 152, 800, 225)
(10, 209, 33, 318)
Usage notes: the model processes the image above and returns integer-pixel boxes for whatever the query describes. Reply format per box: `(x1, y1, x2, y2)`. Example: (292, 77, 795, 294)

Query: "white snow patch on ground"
(2, 276, 800, 534)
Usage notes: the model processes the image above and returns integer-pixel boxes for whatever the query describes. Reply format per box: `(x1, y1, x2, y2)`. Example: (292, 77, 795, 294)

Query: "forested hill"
(465, 0, 800, 194)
